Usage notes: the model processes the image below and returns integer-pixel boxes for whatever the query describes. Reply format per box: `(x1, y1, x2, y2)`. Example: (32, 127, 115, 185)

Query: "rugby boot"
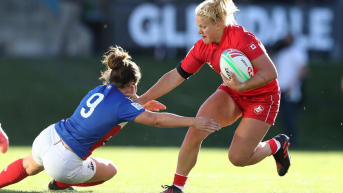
(48, 179, 78, 191)
(0, 123, 9, 153)
(273, 134, 291, 176)
(161, 185, 184, 193)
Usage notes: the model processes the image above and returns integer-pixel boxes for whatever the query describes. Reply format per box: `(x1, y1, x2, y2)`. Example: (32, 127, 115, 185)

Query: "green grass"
(0, 147, 342, 193)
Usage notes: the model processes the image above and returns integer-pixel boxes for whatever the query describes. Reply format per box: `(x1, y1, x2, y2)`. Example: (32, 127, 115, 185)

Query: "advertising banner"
(110, 2, 342, 60)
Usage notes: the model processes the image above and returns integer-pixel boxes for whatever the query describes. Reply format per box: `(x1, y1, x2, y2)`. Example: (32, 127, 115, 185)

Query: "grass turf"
(0, 147, 342, 193)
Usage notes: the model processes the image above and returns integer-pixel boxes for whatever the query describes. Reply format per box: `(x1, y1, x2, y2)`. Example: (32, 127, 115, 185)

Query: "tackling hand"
(142, 100, 166, 111)
(194, 117, 221, 133)
(129, 94, 166, 111)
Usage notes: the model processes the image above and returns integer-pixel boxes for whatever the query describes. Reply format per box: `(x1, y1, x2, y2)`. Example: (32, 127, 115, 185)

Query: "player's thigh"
(229, 118, 270, 163)
(198, 89, 242, 126)
(85, 157, 117, 183)
(185, 89, 242, 142)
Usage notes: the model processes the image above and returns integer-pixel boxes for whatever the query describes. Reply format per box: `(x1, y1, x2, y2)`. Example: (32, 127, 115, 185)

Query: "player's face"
(196, 15, 223, 44)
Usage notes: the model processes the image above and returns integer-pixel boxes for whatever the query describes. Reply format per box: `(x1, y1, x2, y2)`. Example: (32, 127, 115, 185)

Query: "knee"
(25, 164, 43, 176)
(25, 167, 36, 176)
(185, 127, 209, 145)
(228, 154, 247, 167)
(23, 157, 42, 176)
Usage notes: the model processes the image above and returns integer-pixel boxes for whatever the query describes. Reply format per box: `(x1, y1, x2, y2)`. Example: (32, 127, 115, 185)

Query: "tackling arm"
(133, 111, 220, 132)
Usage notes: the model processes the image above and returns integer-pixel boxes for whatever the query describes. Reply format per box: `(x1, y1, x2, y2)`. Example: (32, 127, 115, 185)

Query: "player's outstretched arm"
(133, 69, 185, 105)
(133, 111, 221, 132)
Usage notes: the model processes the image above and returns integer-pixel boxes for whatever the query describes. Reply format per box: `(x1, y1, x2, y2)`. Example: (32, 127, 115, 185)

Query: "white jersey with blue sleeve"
(55, 84, 145, 159)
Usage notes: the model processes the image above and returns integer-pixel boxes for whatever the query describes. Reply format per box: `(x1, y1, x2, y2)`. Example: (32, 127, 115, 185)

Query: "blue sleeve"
(117, 99, 146, 122)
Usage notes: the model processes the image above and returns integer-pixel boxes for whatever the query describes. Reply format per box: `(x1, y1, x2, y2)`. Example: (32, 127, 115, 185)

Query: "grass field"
(0, 147, 342, 193)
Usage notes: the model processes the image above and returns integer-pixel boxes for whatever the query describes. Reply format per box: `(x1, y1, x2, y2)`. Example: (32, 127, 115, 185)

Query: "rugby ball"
(220, 49, 254, 83)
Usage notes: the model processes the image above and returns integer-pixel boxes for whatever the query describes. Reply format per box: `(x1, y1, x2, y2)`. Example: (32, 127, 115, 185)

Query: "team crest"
(254, 105, 264, 115)
(249, 43, 257, 51)
(88, 162, 94, 171)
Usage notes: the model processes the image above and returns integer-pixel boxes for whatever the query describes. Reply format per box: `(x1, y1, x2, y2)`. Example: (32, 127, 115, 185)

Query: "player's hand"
(130, 94, 148, 106)
(142, 100, 167, 111)
(0, 123, 9, 153)
(194, 117, 221, 133)
(220, 72, 243, 92)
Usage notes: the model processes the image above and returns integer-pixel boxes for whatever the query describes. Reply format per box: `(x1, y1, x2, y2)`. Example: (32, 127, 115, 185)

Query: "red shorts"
(218, 83, 280, 125)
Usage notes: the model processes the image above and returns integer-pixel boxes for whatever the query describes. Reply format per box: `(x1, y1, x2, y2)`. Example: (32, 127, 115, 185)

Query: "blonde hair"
(195, 0, 239, 26)
(99, 46, 141, 88)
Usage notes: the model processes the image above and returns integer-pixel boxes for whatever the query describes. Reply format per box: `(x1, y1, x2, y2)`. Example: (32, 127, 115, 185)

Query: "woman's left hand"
(220, 72, 244, 92)
(142, 100, 167, 111)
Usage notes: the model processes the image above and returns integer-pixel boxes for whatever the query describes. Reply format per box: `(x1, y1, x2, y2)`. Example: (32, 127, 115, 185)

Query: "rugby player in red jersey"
(132, 0, 291, 192)
(0, 123, 9, 153)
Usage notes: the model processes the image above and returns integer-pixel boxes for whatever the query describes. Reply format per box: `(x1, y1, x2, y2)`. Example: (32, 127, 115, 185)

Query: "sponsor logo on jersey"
(88, 162, 94, 171)
(254, 105, 264, 115)
(131, 102, 144, 110)
(249, 43, 257, 51)
(107, 85, 112, 89)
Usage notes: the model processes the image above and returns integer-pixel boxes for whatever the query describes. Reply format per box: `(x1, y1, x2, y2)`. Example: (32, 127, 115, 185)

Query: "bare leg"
(228, 118, 272, 167)
(0, 152, 44, 188)
(23, 152, 44, 175)
(176, 90, 242, 176)
(85, 157, 117, 183)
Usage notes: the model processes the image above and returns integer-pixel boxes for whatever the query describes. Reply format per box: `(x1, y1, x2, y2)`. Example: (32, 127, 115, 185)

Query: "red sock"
(268, 139, 278, 155)
(56, 180, 105, 188)
(173, 173, 188, 187)
(0, 158, 28, 188)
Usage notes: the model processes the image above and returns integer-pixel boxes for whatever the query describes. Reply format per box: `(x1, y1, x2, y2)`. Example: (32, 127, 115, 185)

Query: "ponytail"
(99, 46, 141, 88)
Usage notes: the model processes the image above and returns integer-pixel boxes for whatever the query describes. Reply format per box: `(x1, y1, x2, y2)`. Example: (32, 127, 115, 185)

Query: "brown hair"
(99, 46, 141, 88)
(195, 0, 239, 26)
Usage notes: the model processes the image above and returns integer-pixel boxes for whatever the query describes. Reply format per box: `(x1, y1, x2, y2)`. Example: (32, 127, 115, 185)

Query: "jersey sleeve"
(179, 41, 206, 77)
(235, 27, 267, 61)
(117, 99, 146, 122)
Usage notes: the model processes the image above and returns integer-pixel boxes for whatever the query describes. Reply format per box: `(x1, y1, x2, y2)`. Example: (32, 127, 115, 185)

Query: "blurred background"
(0, 0, 342, 150)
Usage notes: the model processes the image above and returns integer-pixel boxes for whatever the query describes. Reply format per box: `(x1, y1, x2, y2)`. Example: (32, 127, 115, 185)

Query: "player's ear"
(216, 20, 224, 31)
(133, 83, 137, 94)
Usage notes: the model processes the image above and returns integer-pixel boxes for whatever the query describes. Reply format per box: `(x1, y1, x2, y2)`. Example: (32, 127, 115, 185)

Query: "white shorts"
(32, 124, 96, 184)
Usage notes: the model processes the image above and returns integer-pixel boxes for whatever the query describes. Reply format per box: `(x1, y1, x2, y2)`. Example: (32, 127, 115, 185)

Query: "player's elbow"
(154, 117, 164, 127)
(273, 70, 278, 80)
(148, 114, 164, 127)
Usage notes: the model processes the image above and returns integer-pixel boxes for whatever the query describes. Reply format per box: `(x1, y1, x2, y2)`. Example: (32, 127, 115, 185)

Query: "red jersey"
(179, 25, 279, 96)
